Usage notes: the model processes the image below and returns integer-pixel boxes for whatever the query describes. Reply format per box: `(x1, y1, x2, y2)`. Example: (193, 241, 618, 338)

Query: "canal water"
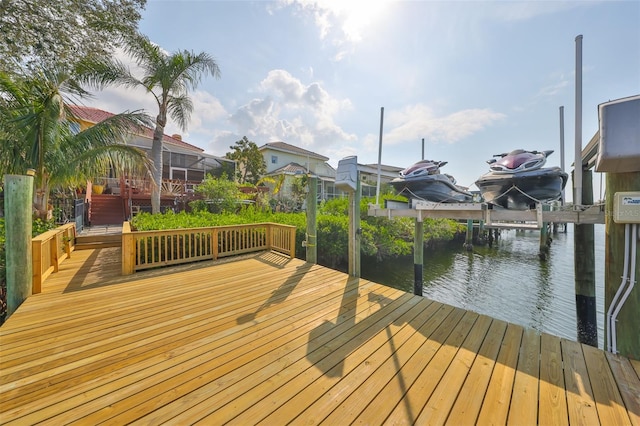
(361, 224, 605, 349)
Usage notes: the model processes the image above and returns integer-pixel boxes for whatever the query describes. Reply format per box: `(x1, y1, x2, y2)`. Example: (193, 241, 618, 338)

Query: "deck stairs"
(90, 194, 125, 226)
(75, 233, 121, 250)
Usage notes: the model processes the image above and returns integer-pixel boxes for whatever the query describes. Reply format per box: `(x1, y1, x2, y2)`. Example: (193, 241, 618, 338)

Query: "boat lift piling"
(539, 205, 552, 260)
(574, 168, 597, 346)
(336, 156, 361, 278)
(464, 219, 473, 251)
(414, 214, 424, 296)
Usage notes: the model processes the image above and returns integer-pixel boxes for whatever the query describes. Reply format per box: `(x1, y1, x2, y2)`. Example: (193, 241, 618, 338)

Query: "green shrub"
(130, 196, 464, 269)
(193, 173, 242, 214)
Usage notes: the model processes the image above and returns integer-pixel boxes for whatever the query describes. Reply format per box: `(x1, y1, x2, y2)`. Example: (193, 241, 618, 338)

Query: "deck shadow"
(61, 250, 275, 294)
(237, 261, 313, 324)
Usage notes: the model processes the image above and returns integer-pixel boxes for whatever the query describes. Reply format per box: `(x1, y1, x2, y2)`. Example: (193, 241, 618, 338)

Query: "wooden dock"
(1, 248, 639, 425)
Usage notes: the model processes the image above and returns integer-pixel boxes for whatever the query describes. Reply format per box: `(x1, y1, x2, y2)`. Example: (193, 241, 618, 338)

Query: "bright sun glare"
(321, 0, 390, 43)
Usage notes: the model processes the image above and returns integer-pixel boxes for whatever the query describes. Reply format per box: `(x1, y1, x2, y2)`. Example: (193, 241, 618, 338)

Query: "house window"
(271, 155, 278, 164)
(69, 122, 80, 135)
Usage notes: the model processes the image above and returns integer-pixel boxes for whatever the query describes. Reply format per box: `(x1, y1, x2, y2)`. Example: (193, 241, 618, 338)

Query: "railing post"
(212, 227, 219, 260)
(289, 225, 296, 259)
(121, 222, 135, 275)
(31, 240, 43, 294)
(64, 225, 73, 257)
(51, 234, 59, 272)
(266, 223, 273, 251)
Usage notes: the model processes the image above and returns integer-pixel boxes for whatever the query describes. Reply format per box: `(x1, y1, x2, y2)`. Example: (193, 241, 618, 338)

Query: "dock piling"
(414, 218, 424, 296)
(4, 174, 34, 318)
(574, 168, 597, 347)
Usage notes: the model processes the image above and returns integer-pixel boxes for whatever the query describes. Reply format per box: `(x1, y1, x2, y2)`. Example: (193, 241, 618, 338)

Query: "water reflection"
(361, 225, 605, 348)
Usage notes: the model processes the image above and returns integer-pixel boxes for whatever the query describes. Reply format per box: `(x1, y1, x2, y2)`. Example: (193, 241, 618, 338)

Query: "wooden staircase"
(90, 195, 125, 225)
(75, 233, 121, 250)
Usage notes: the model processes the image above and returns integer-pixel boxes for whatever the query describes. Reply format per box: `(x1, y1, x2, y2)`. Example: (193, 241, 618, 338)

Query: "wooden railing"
(122, 222, 296, 274)
(32, 223, 76, 293)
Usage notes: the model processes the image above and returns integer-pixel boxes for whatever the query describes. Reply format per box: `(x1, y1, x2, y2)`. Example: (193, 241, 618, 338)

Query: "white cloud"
(224, 69, 356, 152)
(276, 0, 391, 60)
(187, 91, 228, 135)
(381, 104, 506, 145)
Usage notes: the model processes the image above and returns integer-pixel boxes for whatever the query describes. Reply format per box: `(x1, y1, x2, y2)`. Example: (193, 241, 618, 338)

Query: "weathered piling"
(464, 219, 473, 251)
(414, 219, 423, 296)
(574, 168, 597, 347)
(539, 205, 551, 260)
(4, 174, 34, 318)
(348, 178, 361, 277)
(305, 175, 317, 264)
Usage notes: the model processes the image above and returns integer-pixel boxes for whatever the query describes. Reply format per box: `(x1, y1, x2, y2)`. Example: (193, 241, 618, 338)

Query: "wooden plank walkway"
(1, 248, 639, 425)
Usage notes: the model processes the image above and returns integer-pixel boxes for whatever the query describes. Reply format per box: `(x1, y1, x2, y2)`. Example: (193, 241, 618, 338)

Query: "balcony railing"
(122, 222, 296, 274)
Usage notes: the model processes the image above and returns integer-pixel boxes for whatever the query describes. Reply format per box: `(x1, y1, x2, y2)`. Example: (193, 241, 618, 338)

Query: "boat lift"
(368, 198, 605, 229)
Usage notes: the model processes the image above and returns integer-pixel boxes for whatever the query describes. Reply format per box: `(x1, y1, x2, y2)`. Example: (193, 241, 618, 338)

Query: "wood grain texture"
(1, 249, 638, 425)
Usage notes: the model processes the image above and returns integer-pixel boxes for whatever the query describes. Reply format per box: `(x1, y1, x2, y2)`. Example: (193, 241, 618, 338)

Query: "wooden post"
(464, 219, 473, 251)
(306, 175, 317, 264)
(212, 228, 218, 260)
(414, 217, 424, 296)
(289, 225, 296, 259)
(4, 174, 34, 318)
(539, 205, 551, 260)
(574, 168, 597, 347)
(605, 171, 640, 359)
(539, 223, 549, 260)
(348, 178, 361, 277)
(121, 222, 135, 275)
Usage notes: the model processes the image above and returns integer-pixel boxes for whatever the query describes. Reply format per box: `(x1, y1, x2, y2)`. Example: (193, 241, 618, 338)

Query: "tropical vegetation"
(0, 68, 152, 219)
(81, 34, 221, 214)
(0, 0, 146, 74)
(131, 196, 466, 269)
(226, 136, 267, 185)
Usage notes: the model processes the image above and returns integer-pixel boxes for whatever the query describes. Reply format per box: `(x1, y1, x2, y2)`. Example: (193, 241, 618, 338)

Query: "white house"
(258, 142, 340, 201)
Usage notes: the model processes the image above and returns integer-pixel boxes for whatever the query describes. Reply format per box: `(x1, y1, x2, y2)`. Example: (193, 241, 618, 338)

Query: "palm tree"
(0, 68, 151, 219)
(82, 35, 221, 213)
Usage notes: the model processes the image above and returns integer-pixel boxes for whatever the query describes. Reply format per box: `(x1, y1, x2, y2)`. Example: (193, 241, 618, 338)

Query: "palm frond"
(166, 95, 193, 130)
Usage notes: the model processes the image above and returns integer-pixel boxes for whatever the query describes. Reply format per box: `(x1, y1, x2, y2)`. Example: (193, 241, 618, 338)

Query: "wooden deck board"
(508, 327, 541, 425)
(1, 249, 639, 425)
(538, 333, 569, 426)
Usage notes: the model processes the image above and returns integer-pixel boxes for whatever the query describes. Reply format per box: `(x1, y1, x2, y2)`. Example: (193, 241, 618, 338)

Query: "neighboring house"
(69, 106, 234, 223)
(358, 163, 404, 197)
(71, 106, 234, 193)
(259, 142, 341, 201)
(259, 141, 405, 202)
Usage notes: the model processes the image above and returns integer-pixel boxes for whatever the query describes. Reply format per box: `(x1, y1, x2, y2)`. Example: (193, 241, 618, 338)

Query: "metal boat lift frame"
(368, 199, 605, 229)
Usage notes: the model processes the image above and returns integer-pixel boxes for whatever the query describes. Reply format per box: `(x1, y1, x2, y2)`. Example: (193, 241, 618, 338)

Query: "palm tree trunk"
(150, 124, 164, 214)
(33, 180, 50, 221)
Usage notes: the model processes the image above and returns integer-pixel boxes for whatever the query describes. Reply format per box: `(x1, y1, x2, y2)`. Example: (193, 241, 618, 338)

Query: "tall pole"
(375, 107, 384, 206)
(574, 35, 583, 208)
(421, 138, 425, 160)
(305, 174, 317, 264)
(559, 106, 566, 204)
(4, 174, 34, 318)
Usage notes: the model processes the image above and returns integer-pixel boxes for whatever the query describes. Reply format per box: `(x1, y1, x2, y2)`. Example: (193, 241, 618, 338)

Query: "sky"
(86, 0, 640, 199)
